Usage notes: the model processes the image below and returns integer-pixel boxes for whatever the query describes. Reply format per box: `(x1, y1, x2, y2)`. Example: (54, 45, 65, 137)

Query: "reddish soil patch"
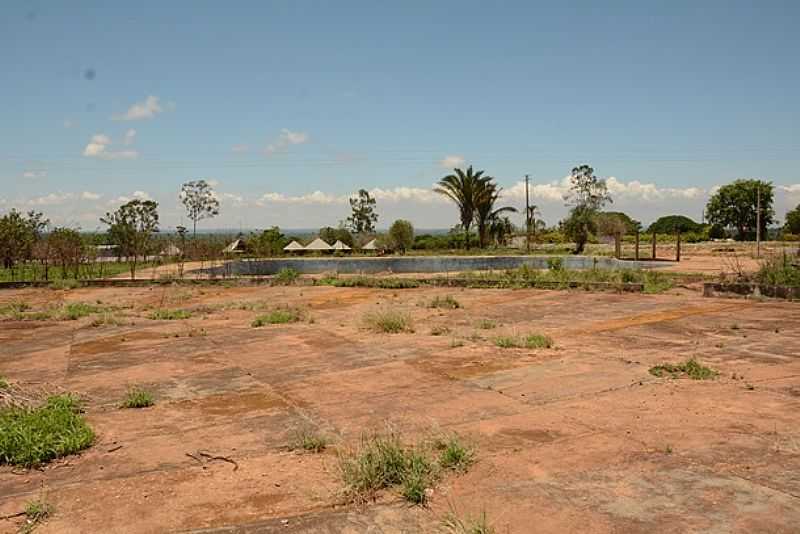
(1, 284, 799, 533)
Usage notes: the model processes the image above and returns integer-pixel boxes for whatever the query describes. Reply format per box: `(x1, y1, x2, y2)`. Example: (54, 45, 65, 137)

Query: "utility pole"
(756, 184, 761, 258)
(525, 174, 531, 253)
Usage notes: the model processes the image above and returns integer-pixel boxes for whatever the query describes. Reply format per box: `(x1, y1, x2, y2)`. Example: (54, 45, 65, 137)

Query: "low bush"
(289, 428, 329, 453)
(251, 307, 302, 327)
(435, 434, 475, 472)
(428, 295, 461, 309)
(274, 267, 300, 285)
(649, 358, 717, 380)
(120, 388, 154, 409)
(0, 395, 94, 467)
(363, 310, 413, 333)
(494, 333, 553, 349)
(318, 276, 419, 289)
(148, 308, 192, 320)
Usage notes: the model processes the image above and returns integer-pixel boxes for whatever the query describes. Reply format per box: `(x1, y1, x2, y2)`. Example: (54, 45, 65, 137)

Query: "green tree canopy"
(252, 227, 287, 256)
(705, 179, 774, 240)
(785, 204, 800, 235)
(561, 165, 612, 253)
(345, 189, 378, 234)
(180, 179, 220, 237)
(474, 180, 517, 248)
(101, 200, 160, 279)
(387, 219, 414, 253)
(319, 226, 354, 247)
(435, 166, 492, 249)
(601, 211, 641, 234)
(647, 215, 702, 234)
(0, 209, 48, 270)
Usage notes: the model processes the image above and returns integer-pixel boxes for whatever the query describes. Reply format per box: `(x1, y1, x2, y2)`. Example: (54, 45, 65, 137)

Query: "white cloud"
(257, 190, 346, 206)
(28, 193, 75, 206)
(505, 175, 706, 204)
(779, 184, 800, 195)
(23, 170, 47, 179)
(206, 179, 220, 187)
(265, 129, 310, 155)
(113, 95, 164, 121)
(123, 129, 137, 145)
(368, 186, 445, 204)
(81, 191, 101, 200)
(82, 133, 139, 160)
(439, 155, 466, 169)
(231, 144, 250, 153)
(108, 190, 152, 205)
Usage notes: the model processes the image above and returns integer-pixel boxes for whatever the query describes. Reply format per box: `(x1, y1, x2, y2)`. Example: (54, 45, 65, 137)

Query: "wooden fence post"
(676, 231, 681, 262)
(635, 231, 640, 261)
(651, 232, 657, 260)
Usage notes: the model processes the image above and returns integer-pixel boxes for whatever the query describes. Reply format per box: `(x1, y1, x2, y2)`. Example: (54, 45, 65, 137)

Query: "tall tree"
(101, 200, 160, 280)
(180, 180, 220, 237)
(386, 219, 414, 254)
(48, 227, 85, 278)
(435, 166, 491, 249)
(0, 210, 48, 273)
(647, 215, 701, 234)
(474, 180, 517, 248)
(345, 189, 378, 234)
(561, 165, 612, 253)
(785, 204, 800, 235)
(705, 179, 774, 240)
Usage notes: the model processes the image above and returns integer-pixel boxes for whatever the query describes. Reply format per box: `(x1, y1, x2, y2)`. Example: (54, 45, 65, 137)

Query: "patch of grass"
(339, 430, 474, 505)
(20, 498, 55, 534)
(148, 308, 192, 320)
(274, 267, 300, 285)
(363, 310, 413, 333)
(0, 301, 30, 319)
(430, 325, 451, 336)
(289, 428, 329, 453)
(436, 435, 475, 472)
(0, 376, 8, 390)
(49, 278, 80, 290)
(120, 388, 154, 409)
(643, 271, 673, 294)
(476, 319, 497, 330)
(90, 312, 128, 327)
(0, 395, 94, 467)
(318, 276, 420, 289)
(494, 333, 553, 349)
(649, 358, 718, 380)
(339, 432, 434, 504)
(442, 510, 494, 534)
(428, 295, 461, 309)
(251, 307, 302, 327)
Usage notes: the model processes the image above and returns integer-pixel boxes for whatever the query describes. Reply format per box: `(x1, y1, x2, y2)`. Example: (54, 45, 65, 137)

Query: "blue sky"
(2, 0, 799, 230)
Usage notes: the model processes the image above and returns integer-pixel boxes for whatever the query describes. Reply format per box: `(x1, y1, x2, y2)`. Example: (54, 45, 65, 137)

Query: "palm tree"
(434, 166, 490, 249)
(474, 181, 517, 248)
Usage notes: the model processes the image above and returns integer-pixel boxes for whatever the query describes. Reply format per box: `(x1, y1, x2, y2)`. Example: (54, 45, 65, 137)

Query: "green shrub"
(546, 257, 564, 271)
(756, 252, 800, 287)
(436, 435, 474, 472)
(494, 333, 553, 349)
(148, 308, 192, 320)
(58, 302, 102, 320)
(274, 267, 300, 285)
(428, 295, 461, 309)
(0, 395, 94, 467)
(120, 388, 154, 409)
(0, 376, 8, 390)
(251, 307, 302, 327)
(363, 310, 413, 333)
(649, 358, 717, 380)
(50, 279, 80, 290)
(289, 428, 329, 453)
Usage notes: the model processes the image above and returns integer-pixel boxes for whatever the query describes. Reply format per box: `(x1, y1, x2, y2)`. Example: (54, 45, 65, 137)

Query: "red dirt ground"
(1, 283, 799, 533)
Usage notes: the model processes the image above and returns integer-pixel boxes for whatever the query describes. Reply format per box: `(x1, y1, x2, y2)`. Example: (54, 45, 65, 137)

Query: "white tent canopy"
(283, 240, 305, 252)
(361, 239, 378, 250)
(331, 240, 352, 251)
(305, 237, 333, 251)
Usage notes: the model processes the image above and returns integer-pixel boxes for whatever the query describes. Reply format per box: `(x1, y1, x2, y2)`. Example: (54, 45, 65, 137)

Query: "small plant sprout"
(21, 497, 55, 534)
(442, 509, 495, 534)
(120, 387, 155, 409)
(476, 319, 497, 330)
(494, 333, 553, 349)
(148, 309, 192, 321)
(436, 434, 475, 472)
